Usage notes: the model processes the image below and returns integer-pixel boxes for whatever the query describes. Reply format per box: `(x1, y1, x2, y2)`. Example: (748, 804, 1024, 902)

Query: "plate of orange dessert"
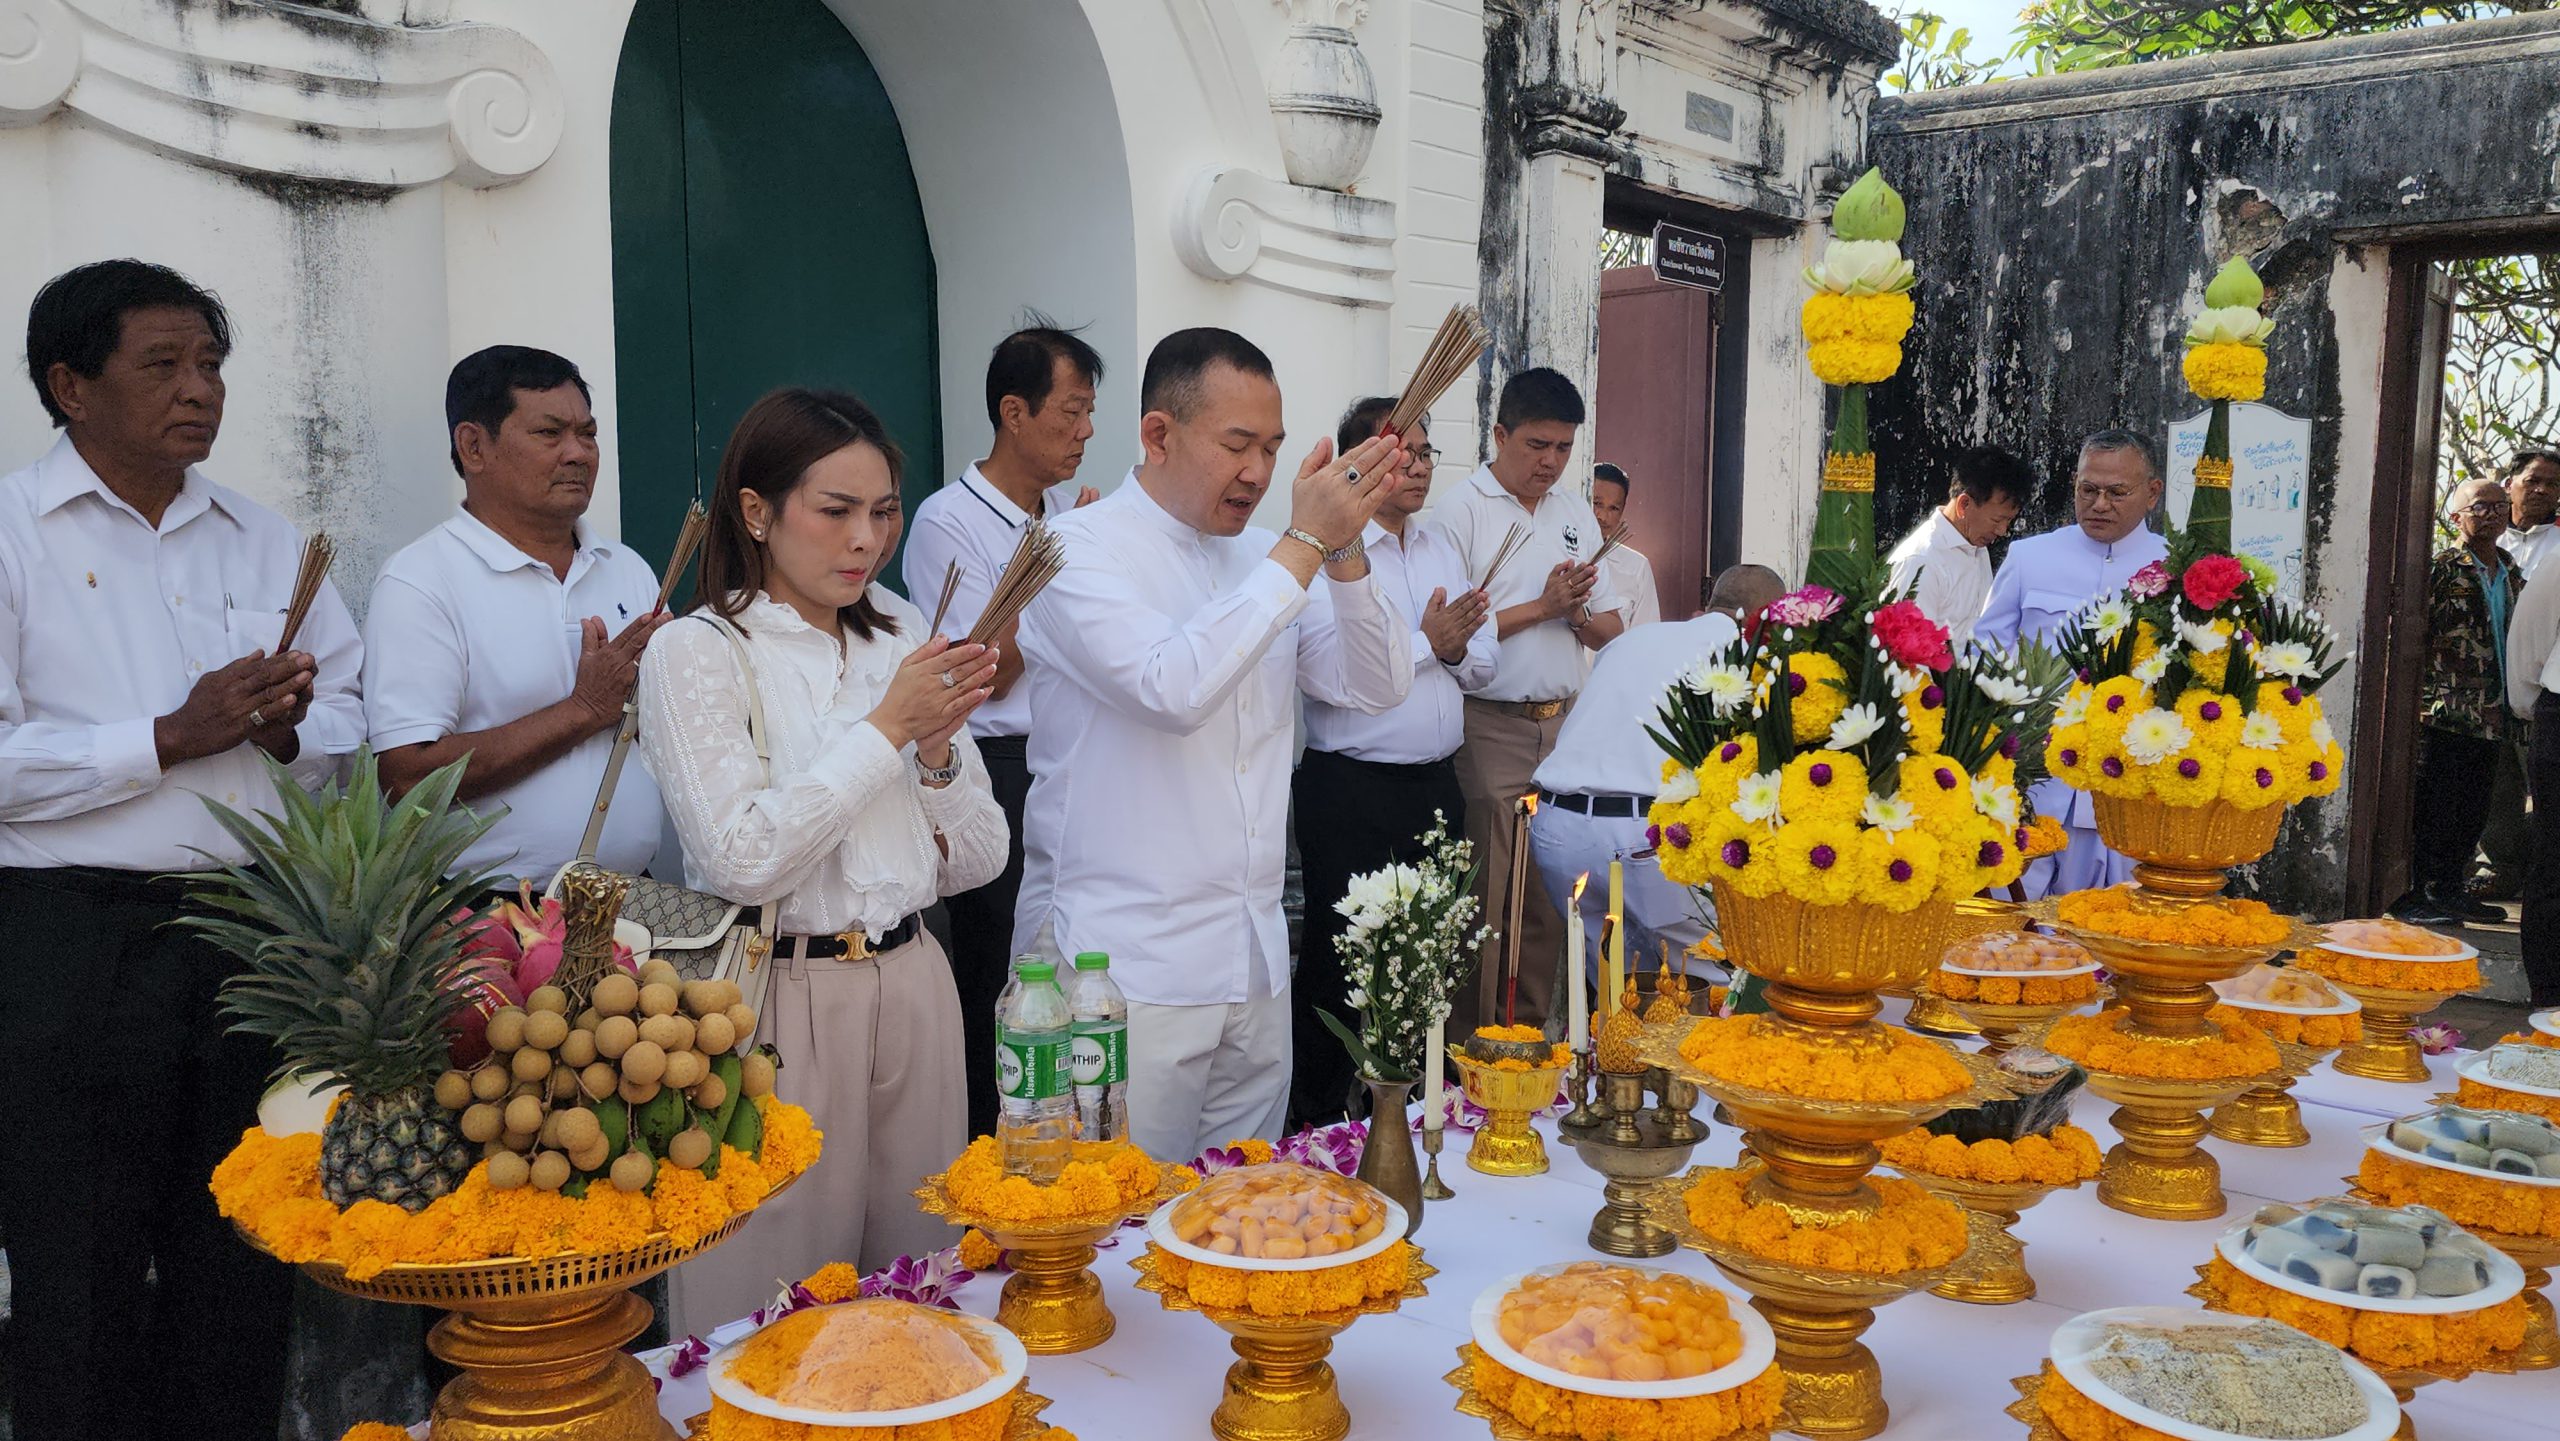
(1468, 1261, 1774, 1399)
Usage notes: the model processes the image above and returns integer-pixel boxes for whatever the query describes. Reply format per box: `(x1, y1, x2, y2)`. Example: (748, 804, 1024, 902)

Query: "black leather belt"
(785, 913, 922, 962)
(1537, 789, 1645, 819)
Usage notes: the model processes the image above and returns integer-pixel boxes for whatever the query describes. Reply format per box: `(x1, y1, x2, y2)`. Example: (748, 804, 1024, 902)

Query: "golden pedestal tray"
(248, 1174, 794, 1441)
(2005, 1369, 2412, 1441)
(1905, 1172, 2079, 1306)
(914, 1154, 1194, 1354)
(2209, 994, 2360, 1148)
(1132, 1245, 1435, 1441)
(2326, 978, 2460, 1084)
(1449, 1050, 1568, 1176)
(683, 1386, 1057, 1439)
(1903, 896, 2030, 1038)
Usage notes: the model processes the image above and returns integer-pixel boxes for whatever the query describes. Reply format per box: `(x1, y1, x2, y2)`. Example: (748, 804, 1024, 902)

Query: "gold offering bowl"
(1555, 1069, 1702, 1258)
(1718, 890, 1957, 1000)
(2210, 1015, 2349, 1148)
(1131, 1246, 1435, 1441)
(2326, 978, 2456, 1084)
(1898, 896, 2020, 1038)
(1642, 1174, 1958, 1441)
(250, 1174, 792, 1441)
(1450, 1048, 1568, 1177)
(684, 1388, 1057, 1440)
(915, 1156, 1194, 1354)
(1942, 993, 2088, 1057)
(1904, 1172, 2077, 1306)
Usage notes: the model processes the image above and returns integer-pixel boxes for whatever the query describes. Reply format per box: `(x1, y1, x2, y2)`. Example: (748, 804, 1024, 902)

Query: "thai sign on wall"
(2168, 401, 2311, 597)
(1650, 221, 1726, 292)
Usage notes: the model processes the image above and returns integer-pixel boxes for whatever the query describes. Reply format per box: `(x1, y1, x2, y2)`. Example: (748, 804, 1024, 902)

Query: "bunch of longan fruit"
(432, 958, 776, 1195)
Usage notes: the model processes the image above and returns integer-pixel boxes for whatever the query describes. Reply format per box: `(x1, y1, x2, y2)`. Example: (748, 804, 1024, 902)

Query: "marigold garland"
(939, 1135, 1182, 1224)
(2034, 1364, 2183, 1441)
(1146, 1239, 1413, 1318)
(2056, 886, 2290, 948)
(340, 1426, 411, 1441)
(957, 1229, 1004, 1271)
(1681, 1165, 1966, 1274)
(209, 1096, 821, 1281)
(2045, 1009, 2278, 1080)
(2296, 947, 2482, 993)
(1931, 969, 2099, 1007)
(1675, 1015, 1970, 1103)
(705, 1391, 1015, 1441)
(1879, 1126, 2102, 1186)
(2210, 1003, 2361, 1049)
(2195, 1255, 2527, 1376)
(2456, 1077, 2560, 1122)
(1467, 1344, 1784, 1441)
(2357, 1148, 2557, 1239)
(2019, 815, 2070, 859)
(2183, 343, 2268, 404)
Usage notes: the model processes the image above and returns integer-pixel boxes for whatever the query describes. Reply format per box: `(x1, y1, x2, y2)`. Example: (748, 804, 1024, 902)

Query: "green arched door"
(609, 0, 939, 590)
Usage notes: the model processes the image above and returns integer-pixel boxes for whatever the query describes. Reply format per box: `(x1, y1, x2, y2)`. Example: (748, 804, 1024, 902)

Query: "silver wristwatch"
(918, 751, 964, 788)
(1284, 527, 1362, 566)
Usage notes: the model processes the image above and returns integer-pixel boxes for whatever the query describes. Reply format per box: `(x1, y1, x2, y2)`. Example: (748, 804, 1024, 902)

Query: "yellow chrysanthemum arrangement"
(1879, 1125, 2104, 1187)
(939, 1136, 1187, 1225)
(1648, 581, 2056, 915)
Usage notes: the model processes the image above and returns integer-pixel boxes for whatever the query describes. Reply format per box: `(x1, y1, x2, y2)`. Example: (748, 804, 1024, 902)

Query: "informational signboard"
(1650, 221, 1726, 292)
(2166, 402, 2312, 598)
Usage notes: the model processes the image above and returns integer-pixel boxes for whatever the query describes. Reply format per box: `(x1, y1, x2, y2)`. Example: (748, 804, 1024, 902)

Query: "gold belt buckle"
(1523, 699, 1565, 721)
(832, 928, 875, 963)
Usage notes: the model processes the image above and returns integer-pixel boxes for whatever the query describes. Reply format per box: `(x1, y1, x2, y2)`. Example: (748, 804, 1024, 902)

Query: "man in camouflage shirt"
(2396, 477, 2525, 925)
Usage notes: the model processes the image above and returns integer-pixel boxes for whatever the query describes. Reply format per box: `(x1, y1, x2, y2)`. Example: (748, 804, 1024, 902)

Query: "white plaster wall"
(2315, 244, 2391, 769)
(1392, 0, 1492, 481)
(1738, 224, 1827, 583)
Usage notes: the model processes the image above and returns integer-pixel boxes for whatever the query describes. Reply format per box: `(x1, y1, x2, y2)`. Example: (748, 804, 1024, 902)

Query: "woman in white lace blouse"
(638, 387, 1004, 1334)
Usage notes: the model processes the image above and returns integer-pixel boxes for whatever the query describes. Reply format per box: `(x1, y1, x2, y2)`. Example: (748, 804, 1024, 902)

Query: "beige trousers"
(669, 930, 966, 1340)
(1453, 698, 1571, 1033)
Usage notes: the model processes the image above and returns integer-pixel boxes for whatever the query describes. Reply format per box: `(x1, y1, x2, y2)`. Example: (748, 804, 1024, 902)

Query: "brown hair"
(697, 387, 905, 642)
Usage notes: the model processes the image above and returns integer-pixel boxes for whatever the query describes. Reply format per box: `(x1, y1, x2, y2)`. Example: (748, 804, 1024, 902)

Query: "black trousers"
(945, 734, 1032, 1139)
(2525, 699, 2560, 1005)
(0, 866, 294, 1441)
(1289, 747, 1466, 1128)
(2410, 726, 2502, 894)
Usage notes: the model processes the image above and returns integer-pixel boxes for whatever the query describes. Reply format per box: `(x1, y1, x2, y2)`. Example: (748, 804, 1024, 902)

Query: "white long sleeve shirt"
(1301, 518, 1495, 764)
(1424, 466, 1629, 703)
(898, 464, 1073, 739)
(0, 436, 363, 871)
(1886, 511, 1993, 643)
(1976, 522, 2169, 831)
(2500, 524, 2560, 585)
(1013, 475, 1411, 1006)
(2507, 560, 2560, 719)
(1536, 612, 1740, 799)
(636, 590, 1007, 938)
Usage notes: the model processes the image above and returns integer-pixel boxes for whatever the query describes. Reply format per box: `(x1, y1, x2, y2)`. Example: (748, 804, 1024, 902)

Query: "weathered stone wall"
(1866, 13, 2560, 913)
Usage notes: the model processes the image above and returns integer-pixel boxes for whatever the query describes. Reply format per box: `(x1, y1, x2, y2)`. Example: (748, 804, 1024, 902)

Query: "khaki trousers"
(669, 930, 965, 1340)
(1454, 698, 1571, 1032)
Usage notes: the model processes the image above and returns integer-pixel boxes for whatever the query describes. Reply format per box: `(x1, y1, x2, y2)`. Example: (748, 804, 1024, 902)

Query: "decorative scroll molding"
(1173, 165, 1398, 308)
(0, 0, 561, 190)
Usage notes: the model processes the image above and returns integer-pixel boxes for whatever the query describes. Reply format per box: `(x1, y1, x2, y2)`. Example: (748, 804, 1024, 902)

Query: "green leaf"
(1316, 1006, 1411, 1084)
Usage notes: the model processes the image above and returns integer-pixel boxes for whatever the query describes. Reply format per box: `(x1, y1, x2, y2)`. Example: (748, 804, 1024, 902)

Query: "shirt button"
(189, 662, 202, 674)
(1237, 762, 1249, 774)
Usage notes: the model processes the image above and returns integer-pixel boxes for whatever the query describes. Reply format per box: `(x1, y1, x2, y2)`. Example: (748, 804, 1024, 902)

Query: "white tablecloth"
(646, 1043, 2549, 1440)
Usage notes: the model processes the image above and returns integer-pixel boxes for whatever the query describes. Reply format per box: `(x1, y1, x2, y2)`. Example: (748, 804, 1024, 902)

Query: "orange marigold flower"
(798, 1261, 868, 1304)
(1931, 969, 2100, 1006)
(2358, 1149, 2557, 1238)
(1675, 1015, 1968, 1103)
(941, 1135, 1165, 1223)
(1468, 1344, 1782, 1441)
(2036, 1364, 2183, 1441)
(1881, 1126, 2102, 1186)
(2057, 886, 2290, 948)
(957, 1228, 1005, 1271)
(2046, 1009, 2277, 1080)
(2195, 1256, 2529, 1377)
(754, 1097, 825, 1188)
(340, 1426, 414, 1441)
(2210, 1003, 2362, 1050)
(1682, 1165, 1965, 1274)
(2296, 946, 2482, 993)
(2455, 1077, 2560, 1122)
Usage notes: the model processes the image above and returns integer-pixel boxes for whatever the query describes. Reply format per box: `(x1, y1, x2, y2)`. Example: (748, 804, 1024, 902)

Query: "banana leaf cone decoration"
(1801, 168, 1917, 595)
(2182, 256, 2275, 554)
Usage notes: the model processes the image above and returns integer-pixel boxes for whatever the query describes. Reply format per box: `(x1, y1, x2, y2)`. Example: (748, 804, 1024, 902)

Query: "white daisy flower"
(2257, 641, 2315, 678)
(2089, 599, 2134, 642)
(2176, 618, 2230, 654)
(1888, 664, 1931, 698)
(1860, 794, 1918, 833)
(1828, 702, 1886, 750)
(2122, 709, 2194, 765)
(2056, 689, 2090, 727)
(1972, 777, 2020, 828)
(1977, 671, 2033, 706)
(2132, 649, 2172, 685)
(1658, 767, 1701, 804)
(1732, 771, 1783, 824)
(2239, 713, 2285, 750)
(2310, 716, 2336, 750)
(1702, 664, 1754, 714)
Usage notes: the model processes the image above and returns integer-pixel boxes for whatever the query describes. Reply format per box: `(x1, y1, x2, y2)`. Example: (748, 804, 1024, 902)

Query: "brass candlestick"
(1557, 1068, 1702, 1257)
(1560, 1051, 1601, 1130)
(1420, 1124, 1455, 1200)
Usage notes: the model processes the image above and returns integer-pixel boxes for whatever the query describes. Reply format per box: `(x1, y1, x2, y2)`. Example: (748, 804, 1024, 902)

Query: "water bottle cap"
(1073, 951, 1110, 969)
(1018, 960, 1058, 982)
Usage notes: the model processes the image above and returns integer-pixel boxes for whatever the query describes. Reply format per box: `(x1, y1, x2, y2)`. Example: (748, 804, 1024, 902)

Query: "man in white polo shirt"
(901, 318, 1103, 1138)
(1426, 367, 1629, 1030)
(363, 346, 665, 886)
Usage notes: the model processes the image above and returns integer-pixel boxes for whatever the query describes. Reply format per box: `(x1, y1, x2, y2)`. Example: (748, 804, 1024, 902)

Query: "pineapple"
(184, 750, 501, 1212)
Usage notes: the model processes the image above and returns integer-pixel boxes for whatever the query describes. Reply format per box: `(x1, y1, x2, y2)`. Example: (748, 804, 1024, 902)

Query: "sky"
(1892, 0, 2038, 75)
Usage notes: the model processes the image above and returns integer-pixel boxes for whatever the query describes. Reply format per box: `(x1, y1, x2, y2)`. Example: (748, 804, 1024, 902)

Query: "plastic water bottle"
(1066, 952, 1129, 1143)
(997, 959, 1074, 1181)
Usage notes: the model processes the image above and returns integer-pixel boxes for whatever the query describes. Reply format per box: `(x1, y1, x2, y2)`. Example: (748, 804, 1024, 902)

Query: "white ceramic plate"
(1145, 1180, 1407, 1273)
(2530, 1009, 2559, 1040)
(1938, 958, 2103, 980)
(2459, 1046, 2560, 1100)
(706, 1303, 1026, 1427)
(2050, 1306, 2398, 1441)
(2360, 1120, 2560, 1190)
(2215, 1217, 2523, 1314)
(1466, 1263, 1775, 1400)
(2309, 931, 2479, 964)
(2210, 988, 2361, 1019)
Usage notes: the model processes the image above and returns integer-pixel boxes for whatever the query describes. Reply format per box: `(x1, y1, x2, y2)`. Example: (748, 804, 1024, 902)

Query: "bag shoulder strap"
(573, 611, 771, 865)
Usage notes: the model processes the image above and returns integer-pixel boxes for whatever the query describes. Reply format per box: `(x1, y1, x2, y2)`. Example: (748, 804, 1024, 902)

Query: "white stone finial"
(1273, 0, 1369, 29)
(0, 0, 81, 126)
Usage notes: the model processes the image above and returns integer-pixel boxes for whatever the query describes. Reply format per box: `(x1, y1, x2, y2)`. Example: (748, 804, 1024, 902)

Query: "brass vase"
(1353, 1076, 1425, 1237)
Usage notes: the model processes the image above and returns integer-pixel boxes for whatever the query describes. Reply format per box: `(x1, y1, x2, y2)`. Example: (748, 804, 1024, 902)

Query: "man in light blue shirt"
(1977, 429, 2169, 896)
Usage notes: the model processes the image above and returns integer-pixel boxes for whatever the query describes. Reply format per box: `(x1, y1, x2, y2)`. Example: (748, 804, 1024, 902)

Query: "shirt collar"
(33, 433, 236, 528)
(1123, 467, 1215, 550)
(1932, 511, 1983, 556)
(446, 504, 608, 575)
(1468, 464, 1518, 507)
(958, 463, 1033, 528)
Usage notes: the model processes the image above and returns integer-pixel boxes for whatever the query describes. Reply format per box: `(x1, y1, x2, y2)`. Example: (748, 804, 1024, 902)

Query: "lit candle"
(1607, 860, 1626, 1013)
(1566, 872, 1591, 1052)
(1423, 1009, 1446, 1131)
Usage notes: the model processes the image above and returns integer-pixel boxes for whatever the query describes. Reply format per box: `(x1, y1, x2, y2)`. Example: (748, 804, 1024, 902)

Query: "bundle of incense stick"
(1382, 305, 1488, 440)
(1588, 524, 1631, 571)
(274, 532, 336, 653)
(652, 503, 711, 615)
(965, 520, 1064, 647)
(1479, 523, 1530, 591)
(928, 559, 963, 636)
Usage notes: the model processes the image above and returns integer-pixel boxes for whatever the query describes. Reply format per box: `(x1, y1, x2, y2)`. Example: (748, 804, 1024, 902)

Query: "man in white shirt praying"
(901, 318, 1104, 1139)
(1885, 446, 2032, 643)
(363, 346, 665, 889)
(1290, 396, 1493, 1126)
(1427, 367, 1629, 1031)
(0, 259, 362, 1441)
(1977, 429, 2171, 897)
(1588, 462, 1661, 636)
(1016, 328, 1411, 1161)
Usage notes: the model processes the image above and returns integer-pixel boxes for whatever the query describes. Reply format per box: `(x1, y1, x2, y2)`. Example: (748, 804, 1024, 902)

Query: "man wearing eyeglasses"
(1977, 429, 2169, 896)
(2391, 479, 2521, 926)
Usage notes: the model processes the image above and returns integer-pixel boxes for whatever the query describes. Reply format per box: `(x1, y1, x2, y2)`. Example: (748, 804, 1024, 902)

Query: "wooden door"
(608, 0, 940, 589)
(1596, 266, 1717, 620)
